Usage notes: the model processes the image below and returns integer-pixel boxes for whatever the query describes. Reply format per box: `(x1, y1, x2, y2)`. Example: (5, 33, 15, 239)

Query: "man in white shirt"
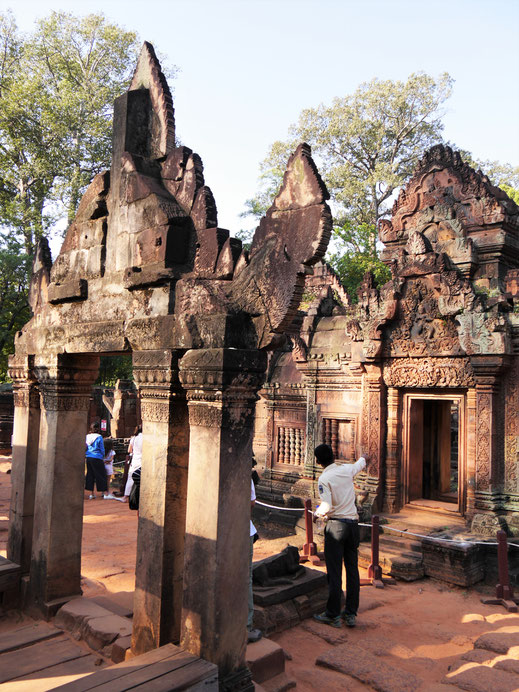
(313, 443, 366, 628)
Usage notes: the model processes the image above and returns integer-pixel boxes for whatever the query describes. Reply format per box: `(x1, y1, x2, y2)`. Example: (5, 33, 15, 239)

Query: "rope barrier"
(256, 499, 519, 548)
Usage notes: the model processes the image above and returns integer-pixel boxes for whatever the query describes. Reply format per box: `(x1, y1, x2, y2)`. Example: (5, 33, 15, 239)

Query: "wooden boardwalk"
(0, 621, 217, 691)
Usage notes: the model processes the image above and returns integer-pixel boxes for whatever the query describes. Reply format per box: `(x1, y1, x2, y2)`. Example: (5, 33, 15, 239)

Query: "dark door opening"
(407, 398, 459, 506)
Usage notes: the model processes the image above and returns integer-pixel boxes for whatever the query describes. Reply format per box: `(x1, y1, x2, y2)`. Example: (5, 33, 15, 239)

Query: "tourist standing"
(123, 425, 143, 502)
(313, 444, 366, 628)
(85, 421, 108, 499)
(103, 439, 116, 499)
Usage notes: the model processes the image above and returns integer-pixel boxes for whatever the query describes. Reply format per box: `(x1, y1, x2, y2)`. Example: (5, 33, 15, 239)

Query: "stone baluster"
(29, 354, 99, 614)
(331, 419, 339, 458)
(7, 356, 40, 581)
(179, 348, 266, 690)
(131, 349, 189, 655)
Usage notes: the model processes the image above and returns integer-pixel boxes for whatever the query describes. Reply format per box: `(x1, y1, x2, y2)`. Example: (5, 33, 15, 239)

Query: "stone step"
(55, 597, 132, 657)
(443, 662, 519, 691)
(246, 637, 286, 684)
(358, 542, 424, 581)
(261, 672, 297, 692)
(317, 640, 421, 691)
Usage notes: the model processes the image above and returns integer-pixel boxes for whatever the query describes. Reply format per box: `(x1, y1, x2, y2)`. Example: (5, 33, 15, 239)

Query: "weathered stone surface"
(444, 663, 519, 692)
(475, 629, 519, 655)
(111, 634, 132, 663)
(316, 642, 421, 692)
(301, 619, 349, 645)
(246, 638, 285, 683)
(422, 538, 485, 586)
(495, 658, 519, 674)
(47, 278, 88, 304)
(54, 597, 111, 634)
(81, 614, 132, 651)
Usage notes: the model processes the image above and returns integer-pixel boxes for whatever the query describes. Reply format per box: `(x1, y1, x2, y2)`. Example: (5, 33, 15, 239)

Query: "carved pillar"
(304, 383, 318, 478)
(465, 388, 477, 516)
(29, 354, 99, 613)
(384, 386, 401, 513)
(179, 348, 267, 690)
(363, 364, 385, 512)
(471, 356, 508, 514)
(131, 349, 188, 655)
(7, 356, 40, 578)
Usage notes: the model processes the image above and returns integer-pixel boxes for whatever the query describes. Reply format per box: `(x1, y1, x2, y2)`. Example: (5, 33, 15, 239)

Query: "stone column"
(131, 349, 189, 655)
(304, 382, 318, 478)
(471, 356, 508, 518)
(7, 356, 40, 578)
(363, 364, 385, 513)
(465, 388, 477, 517)
(384, 386, 401, 513)
(179, 348, 266, 690)
(28, 354, 99, 614)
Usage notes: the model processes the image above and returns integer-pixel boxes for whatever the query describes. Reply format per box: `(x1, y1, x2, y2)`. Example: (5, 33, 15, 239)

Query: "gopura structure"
(7, 43, 331, 688)
(257, 146, 519, 536)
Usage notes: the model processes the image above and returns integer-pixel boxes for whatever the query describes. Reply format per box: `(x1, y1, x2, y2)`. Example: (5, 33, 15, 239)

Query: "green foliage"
(329, 222, 390, 300)
(96, 355, 133, 387)
(0, 11, 156, 381)
(244, 73, 453, 229)
(500, 184, 519, 205)
(0, 234, 31, 377)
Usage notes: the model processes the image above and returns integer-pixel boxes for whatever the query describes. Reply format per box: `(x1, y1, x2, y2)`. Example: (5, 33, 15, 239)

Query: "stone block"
(81, 614, 133, 651)
(111, 634, 132, 663)
(317, 641, 421, 692)
(475, 630, 519, 655)
(253, 563, 326, 607)
(262, 672, 296, 692)
(54, 597, 109, 634)
(422, 537, 485, 586)
(444, 663, 519, 691)
(246, 637, 285, 683)
(47, 278, 88, 304)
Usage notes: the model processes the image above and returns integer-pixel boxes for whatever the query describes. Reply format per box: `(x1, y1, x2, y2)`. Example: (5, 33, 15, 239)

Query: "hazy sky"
(7, 0, 519, 236)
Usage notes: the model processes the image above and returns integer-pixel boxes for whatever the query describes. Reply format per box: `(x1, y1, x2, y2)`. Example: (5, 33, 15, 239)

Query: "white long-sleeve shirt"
(315, 457, 366, 520)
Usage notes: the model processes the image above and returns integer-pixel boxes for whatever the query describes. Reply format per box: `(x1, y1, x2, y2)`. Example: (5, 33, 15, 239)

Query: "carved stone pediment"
(383, 357, 475, 388)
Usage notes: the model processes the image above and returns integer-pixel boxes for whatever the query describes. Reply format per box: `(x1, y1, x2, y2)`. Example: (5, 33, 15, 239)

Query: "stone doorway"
(402, 392, 465, 514)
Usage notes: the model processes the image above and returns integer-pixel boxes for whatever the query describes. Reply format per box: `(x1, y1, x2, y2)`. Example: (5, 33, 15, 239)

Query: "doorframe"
(401, 390, 466, 515)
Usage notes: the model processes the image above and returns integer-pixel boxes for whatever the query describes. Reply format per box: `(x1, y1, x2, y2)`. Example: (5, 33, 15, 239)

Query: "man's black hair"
(314, 443, 334, 467)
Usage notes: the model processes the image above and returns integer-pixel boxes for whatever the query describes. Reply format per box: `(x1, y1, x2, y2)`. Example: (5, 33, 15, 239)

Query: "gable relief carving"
(382, 279, 462, 357)
(383, 356, 475, 388)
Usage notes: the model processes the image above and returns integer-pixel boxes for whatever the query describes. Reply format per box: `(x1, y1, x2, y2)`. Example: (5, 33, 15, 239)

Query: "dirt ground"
(1, 455, 518, 691)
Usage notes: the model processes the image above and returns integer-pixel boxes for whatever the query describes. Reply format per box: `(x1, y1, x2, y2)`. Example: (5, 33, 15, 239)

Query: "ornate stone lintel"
(383, 356, 475, 388)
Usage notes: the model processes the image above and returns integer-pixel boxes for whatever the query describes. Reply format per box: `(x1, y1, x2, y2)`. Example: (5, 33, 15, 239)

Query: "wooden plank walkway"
(0, 619, 218, 692)
(54, 643, 218, 691)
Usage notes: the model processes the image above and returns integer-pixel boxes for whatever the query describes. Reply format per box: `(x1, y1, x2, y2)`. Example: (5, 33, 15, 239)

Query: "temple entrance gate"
(6, 43, 333, 690)
(402, 391, 465, 513)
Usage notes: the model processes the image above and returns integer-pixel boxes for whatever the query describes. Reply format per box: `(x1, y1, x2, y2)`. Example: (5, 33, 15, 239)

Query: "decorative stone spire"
(130, 41, 175, 157)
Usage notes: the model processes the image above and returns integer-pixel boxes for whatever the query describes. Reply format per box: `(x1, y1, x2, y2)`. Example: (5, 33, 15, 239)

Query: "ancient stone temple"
(256, 146, 519, 536)
(7, 43, 331, 689)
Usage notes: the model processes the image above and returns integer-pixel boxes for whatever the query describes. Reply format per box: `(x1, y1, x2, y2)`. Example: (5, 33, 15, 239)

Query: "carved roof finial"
(130, 42, 175, 157)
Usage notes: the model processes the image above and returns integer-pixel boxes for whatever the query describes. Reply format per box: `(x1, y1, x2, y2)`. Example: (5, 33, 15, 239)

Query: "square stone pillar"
(179, 348, 267, 690)
(471, 356, 508, 511)
(384, 386, 401, 513)
(7, 356, 40, 577)
(131, 349, 189, 655)
(28, 354, 99, 613)
(362, 364, 385, 513)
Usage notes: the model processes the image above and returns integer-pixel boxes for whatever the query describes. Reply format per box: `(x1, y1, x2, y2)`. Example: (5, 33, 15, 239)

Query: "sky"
(6, 0, 519, 237)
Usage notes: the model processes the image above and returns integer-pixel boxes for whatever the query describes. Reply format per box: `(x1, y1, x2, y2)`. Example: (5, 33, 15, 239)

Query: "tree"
(243, 73, 454, 296)
(0, 11, 154, 380)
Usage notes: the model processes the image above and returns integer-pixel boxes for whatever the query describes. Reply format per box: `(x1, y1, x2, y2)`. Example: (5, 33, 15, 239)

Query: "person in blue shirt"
(85, 421, 108, 499)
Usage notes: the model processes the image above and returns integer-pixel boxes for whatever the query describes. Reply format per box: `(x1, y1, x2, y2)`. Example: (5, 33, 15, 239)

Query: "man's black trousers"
(85, 457, 108, 493)
(323, 518, 360, 617)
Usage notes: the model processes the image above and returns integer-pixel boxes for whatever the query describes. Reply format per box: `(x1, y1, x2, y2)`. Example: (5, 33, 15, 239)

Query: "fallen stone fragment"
(81, 614, 133, 651)
(474, 631, 519, 655)
(444, 663, 519, 692)
(495, 658, 519, 675)
(316, 642, 421, 692)
(460, 648, 498, 664)
(301, 619, 348, 645)
(54, 598, 110, 635)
